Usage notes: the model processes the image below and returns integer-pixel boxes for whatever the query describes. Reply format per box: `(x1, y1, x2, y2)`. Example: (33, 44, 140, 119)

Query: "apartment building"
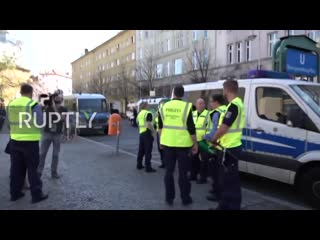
(71, 30, 136, 110)
(136, 30, 320, 97)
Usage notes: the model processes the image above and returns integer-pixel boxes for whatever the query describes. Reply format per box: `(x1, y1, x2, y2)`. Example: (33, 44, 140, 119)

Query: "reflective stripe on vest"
(159, 100, 193, 147)
(137, 109, 152, 134)
(218, 97, 245, 149)
(193, 109, 209, 142)
(8, 96, 41, 141)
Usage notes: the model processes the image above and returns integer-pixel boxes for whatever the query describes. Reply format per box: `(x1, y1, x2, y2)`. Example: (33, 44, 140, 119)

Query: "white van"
(184, 77, 320, 208)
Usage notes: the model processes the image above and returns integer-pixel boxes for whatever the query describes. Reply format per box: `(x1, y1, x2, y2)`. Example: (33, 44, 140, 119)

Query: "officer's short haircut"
(173, 85, 184, 98)
(20, 83, 33, 95)
(211, 94, 225, 105)
(223, 79, 238, 94)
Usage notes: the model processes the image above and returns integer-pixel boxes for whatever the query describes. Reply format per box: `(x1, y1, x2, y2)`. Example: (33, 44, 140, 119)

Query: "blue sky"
(9, 30, 120, 75)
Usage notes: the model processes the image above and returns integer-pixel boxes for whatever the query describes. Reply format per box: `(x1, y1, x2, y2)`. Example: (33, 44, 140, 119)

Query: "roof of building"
(71, 30, 128, 64)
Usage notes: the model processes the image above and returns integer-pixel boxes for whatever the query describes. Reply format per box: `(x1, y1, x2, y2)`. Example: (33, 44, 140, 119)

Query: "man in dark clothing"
(158, 85, 198, 206)
(38, 92, 67, 179)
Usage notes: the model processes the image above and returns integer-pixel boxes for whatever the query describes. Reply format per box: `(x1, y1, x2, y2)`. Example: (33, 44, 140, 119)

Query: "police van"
(128, 97, 169, 126)
(184, 70, 320, 208)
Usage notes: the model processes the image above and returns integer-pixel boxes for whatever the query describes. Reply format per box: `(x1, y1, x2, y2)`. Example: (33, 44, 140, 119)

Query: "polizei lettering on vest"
(165, 108, 182, 113)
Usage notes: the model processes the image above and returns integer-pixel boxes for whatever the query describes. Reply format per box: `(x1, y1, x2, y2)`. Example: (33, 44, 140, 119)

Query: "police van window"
(256, 87, 319, 133)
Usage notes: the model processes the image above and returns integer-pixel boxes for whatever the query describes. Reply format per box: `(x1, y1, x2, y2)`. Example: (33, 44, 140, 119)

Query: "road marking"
(81, 136, 313, 210)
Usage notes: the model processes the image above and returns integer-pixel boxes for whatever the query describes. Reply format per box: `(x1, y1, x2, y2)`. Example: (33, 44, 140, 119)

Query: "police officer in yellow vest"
(7, 84, 48, 204)
(136, 102, 157, 172)
(190, 98, 210, 184)
(211, 80, 245, 210)
(202, 94, 227, 202)
(159, 85, 198, 206)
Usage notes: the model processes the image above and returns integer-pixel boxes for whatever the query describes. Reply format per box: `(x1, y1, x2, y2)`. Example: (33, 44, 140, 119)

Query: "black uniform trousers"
(164, 146, 191, 202)
(216, 146, 242, 210)
(156, 132, 164, 166)
(137, 131, 154, 169)
(10, 140, 43, 199)
(191, 149, 209, 180)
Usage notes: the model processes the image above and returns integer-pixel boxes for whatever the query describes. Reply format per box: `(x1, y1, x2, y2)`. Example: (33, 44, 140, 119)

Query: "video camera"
(39, 89, 64, 107)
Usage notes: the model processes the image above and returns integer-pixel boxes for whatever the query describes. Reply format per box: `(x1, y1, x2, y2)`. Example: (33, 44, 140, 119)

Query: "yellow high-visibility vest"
(8, 96, 41, 141)
(193, 109, 209, 142)
(159, 100, 193, 147)
(137, 109, 153, 134)
(218, 97, 245, 149)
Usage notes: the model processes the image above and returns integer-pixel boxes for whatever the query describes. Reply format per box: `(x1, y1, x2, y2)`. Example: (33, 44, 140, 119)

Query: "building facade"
(72, 30, 320, 102)
(38, 70, 72, 96)
(136, 30, 320, 97)
(71, 30, 136, 112)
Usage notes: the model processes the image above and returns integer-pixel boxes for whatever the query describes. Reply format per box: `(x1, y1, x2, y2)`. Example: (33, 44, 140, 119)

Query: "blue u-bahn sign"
(286, 48, 318, 76)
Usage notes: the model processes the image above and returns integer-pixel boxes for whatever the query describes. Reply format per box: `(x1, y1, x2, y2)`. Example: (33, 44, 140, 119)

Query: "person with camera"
(38, 90, 67, 179)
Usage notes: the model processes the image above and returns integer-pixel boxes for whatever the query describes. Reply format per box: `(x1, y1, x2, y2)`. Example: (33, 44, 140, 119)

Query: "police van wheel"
(298, 167, 320, 209)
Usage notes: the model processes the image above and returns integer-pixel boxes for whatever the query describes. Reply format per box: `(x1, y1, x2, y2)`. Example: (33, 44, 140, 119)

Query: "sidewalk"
(0, 133, 303, 210)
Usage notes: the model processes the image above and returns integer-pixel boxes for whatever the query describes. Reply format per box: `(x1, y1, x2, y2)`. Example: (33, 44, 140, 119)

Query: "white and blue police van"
(128, 97, 170, 126)
(184, 70, 320, 208)
(64, 93, 110, 135)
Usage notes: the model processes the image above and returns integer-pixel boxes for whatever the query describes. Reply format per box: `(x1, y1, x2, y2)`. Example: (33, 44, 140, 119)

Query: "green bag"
(198, 140, 217, 156)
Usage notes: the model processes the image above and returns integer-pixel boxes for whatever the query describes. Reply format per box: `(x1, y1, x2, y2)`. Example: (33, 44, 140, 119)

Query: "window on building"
(157, 64, 163, 78)
(131, 36, 135, 43)
(132, 70, 135, 77)
(139, 30, 143, 40)
(102, 65, 105, 71)
(193, 30, 199, 41)
(161, 41, 164, 53)
(167, 62, 170, 76)
(289, 30, 295, 36)
(117, 44, 120, 51)
(245, 40, 252, 61)
(204, 30, 208, 39)
(308, 30, 320, 42)
(268, 32, 278, 57)
(126, 55, 129, 62)
(192, 52, 198, 69)
(117, 59, 120, 66)
(177, 32, 183, 48)
(111, 62, 114, 68)
(227, 44, 234, 64)
(145, 31, 148, 39)
(99, 53, 102, 59)
(139, 48, 143, 59)
(106, 49, 109, 56)
(167, 39, 171, 52)
(132, 52, 135, 60)
(175, 58, 183, 75)
(106, 63, 109, 69)
(80, 74, 83, 79)
(236, 42, 242, 63)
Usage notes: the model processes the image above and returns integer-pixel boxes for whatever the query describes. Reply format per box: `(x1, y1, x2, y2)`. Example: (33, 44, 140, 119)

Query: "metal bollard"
(116, 121, 120, 154)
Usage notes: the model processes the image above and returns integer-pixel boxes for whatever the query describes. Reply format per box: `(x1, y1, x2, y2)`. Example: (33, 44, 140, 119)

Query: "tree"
(112, 65, 138, 112)
(136, 48, 157, 94)
(87, 71, 107, 96)
(187, 41, 213, 84)
(0, 55, 18, 95)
